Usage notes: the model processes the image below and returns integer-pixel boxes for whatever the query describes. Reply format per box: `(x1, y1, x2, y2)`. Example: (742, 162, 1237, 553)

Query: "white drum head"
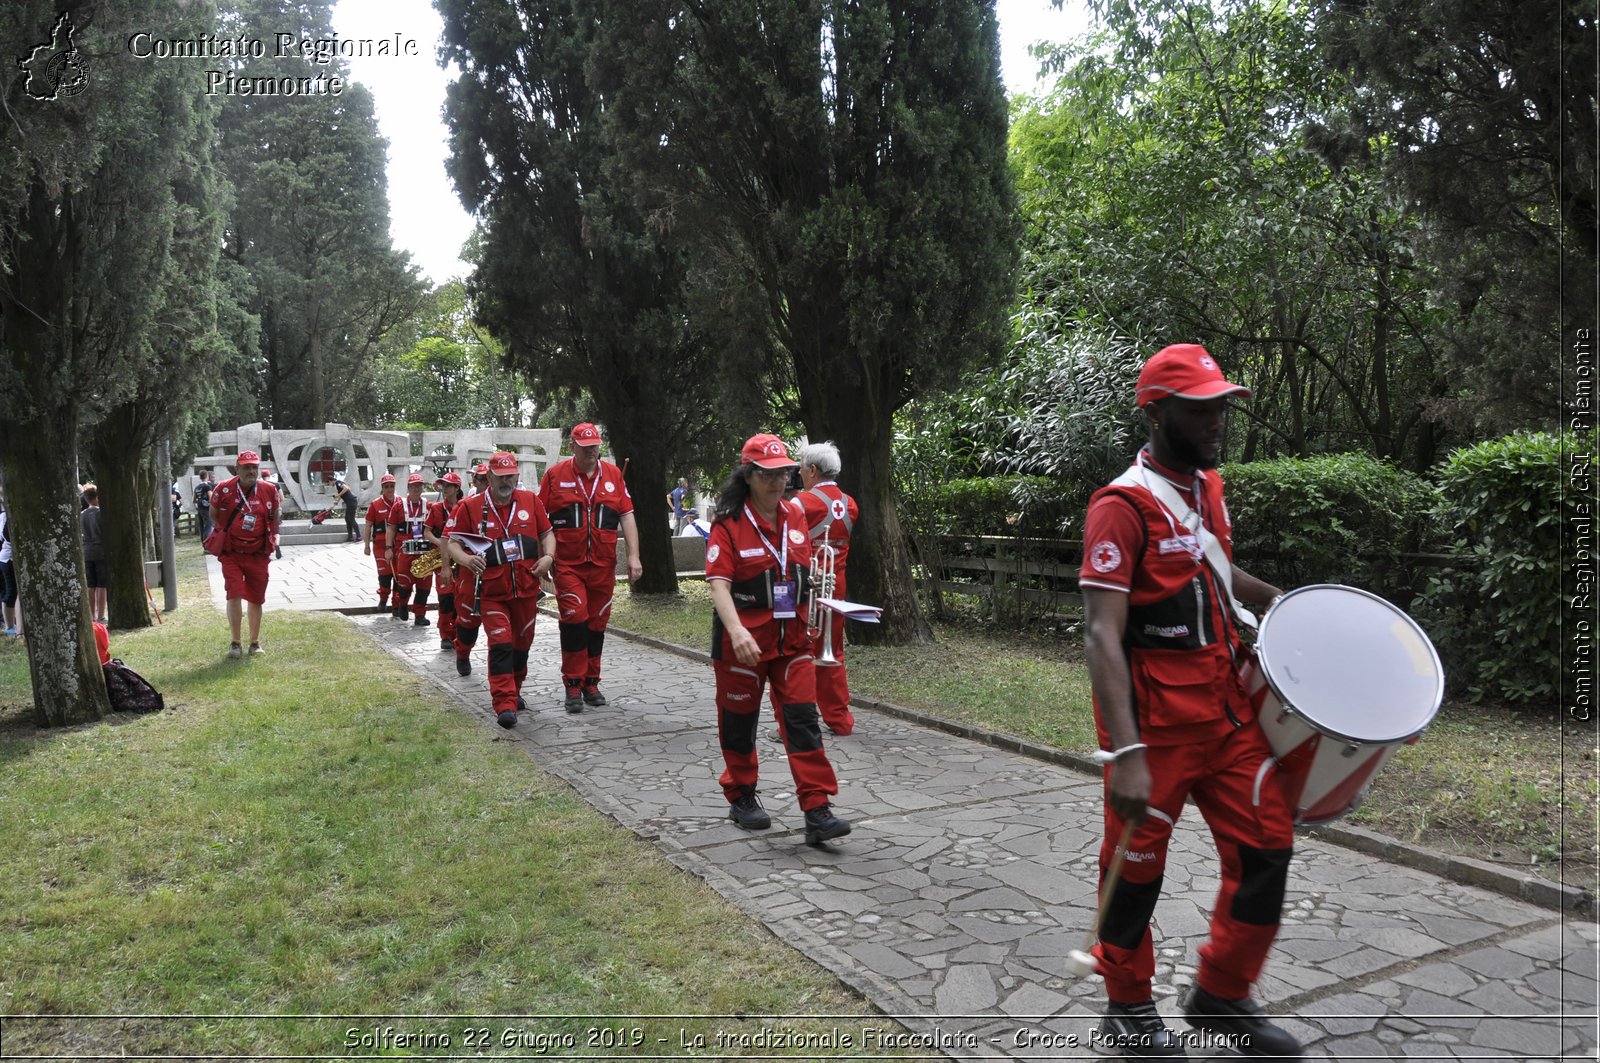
(1257, 584, 1443, 744)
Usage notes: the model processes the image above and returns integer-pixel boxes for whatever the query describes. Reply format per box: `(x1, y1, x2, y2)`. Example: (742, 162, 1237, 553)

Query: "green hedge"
(919, 475, 1074, 538)
(1412, 431, 1585, 707)
(1222, 453, 1440, 602)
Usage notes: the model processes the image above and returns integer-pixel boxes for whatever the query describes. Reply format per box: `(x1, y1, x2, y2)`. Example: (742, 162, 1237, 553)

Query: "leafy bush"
(922, 475, 1071, 538)
(1223, 453, 1441, 602)
(1412, 430, 1587, 707)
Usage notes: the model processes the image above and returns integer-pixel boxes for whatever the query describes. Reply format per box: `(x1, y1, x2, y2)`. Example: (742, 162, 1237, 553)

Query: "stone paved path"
(215, 545, 1600, 1061)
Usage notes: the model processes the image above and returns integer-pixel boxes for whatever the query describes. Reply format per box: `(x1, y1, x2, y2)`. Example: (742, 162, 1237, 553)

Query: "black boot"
(803, 804, 851, 845)
(1182, 985, 1301, 1058)
(1098, 1000, 1188, 1058)
(728, 792, 771, 830)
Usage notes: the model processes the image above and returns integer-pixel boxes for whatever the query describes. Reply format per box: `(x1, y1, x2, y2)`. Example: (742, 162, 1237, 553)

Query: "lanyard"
(575, 463, 601, 509)
(485, 490, 516, 537)
(1136, 448, 1204, 563)
(742, 503, 788, 573)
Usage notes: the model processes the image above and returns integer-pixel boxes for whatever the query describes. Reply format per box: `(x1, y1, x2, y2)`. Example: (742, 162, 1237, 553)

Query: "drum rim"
(1256, 582, 1444, 744)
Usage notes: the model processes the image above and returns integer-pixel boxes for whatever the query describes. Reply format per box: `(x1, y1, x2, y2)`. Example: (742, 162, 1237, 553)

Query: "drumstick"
(1065, 818, 1138, 978)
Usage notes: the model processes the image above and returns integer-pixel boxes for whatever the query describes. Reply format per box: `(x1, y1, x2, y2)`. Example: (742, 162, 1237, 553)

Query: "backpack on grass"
(103, 659, 164, 714)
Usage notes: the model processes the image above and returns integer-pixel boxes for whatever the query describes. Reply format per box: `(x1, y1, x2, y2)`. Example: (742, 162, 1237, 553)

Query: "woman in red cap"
(210, 450, 281, 658)
(363, 473, 399, 609)
(705, 433, 850, 845)
(425, 472, 465, 652)
(387, 472, 436, 625)
(446, 451, 555, 727)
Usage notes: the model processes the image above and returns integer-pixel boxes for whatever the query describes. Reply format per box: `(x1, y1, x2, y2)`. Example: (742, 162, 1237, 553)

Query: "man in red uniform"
(793, 441, 859, 735)
(363, 474, 399, 608)
(446, 451, 555, 728)
(707, 434, 850, 845)
(210, 450, 281, 659)
(425, 472, 465, 651)
(1079, 344, 1297, 1059)
(387, 473, 435, 625)
(540, 422, 643, 712)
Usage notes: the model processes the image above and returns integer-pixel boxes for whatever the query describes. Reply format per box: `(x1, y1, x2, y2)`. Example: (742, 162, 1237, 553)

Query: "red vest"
(797, 481, 856, 576)
(366, 494, 398, 536)
(211, 477, 279, 555)
(706, 498, 813, 660)
(538, 458, 632, 566)
(387, 495, 431, 552)
(450, 489, 551, 599)
(1083, 465, 1251, 746)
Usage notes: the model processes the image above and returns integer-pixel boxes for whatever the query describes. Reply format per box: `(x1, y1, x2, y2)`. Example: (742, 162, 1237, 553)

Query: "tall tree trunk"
(0, 185, 111, 727)
(87, 407, 153, 631)
(0, 411, 111, 727)
(607, 419, 679, 595)
(308, 291, 326, 426)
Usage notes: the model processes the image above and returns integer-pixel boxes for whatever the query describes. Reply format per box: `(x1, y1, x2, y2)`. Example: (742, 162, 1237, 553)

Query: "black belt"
(483, 534, 542, 568)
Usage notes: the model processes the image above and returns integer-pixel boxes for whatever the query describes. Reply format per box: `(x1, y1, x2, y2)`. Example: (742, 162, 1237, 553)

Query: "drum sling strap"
(1110, 462, 1257, 633)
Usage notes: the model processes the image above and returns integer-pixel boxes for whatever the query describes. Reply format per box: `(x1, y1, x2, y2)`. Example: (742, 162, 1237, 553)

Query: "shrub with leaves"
(1223, 453, 1440, 601)
(1412, 430, 1587, 708)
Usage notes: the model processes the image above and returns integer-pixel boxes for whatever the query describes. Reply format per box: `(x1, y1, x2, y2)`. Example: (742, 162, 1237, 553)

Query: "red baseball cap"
(439, 472, 463, 488)
(1135, 344, 1251, 406)
(571, 422, 602, 447)
(740, 434, 797, 469)
(472, 463, 489, 477)
(487, 451, 519, 474)
(406, 472, 425, 486)
(379, 473, 396, 485)
(237, 450, 261, 465)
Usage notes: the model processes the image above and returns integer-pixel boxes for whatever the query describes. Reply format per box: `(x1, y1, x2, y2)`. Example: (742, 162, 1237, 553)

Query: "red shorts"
(221, 551, 271, 604)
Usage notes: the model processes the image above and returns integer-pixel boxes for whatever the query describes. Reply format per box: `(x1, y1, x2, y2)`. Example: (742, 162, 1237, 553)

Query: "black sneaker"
(728, 793, 771, 830)
(563, 685, 584, 714)
(414, 614, 430, 627)
(1097, 1000, 1188, 1058)
(582, 681, 607, 707)
(455, 656, 471, 676)
(391, 607, 408, 621)
(496, 709, 518, 729)
(1182, 986, 1301, 1058)
(803, 804, 851, 845)
(440, 638, 452, 651)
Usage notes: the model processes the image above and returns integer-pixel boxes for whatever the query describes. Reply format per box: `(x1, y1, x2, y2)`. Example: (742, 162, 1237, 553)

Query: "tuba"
(807, 542, 841, 667)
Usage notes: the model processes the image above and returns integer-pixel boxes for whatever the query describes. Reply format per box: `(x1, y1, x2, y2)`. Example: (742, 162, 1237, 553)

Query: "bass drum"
(1246, 584, 1444, 826)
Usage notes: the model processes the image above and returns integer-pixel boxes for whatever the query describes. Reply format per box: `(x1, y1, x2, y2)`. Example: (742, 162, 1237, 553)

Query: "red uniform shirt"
(796, 481, 856, 573)
(538, 458, 634, 566)
(449, 489, 553, 599)
(1079, 451, 1249, 745)
(210, 476, 280, 555)
(706, 498, 813, 659)
(366, 495, 398, 537)
(387, 495, 431, 554)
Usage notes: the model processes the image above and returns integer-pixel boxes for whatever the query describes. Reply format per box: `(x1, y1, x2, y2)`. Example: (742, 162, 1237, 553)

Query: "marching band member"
(706, 434, 850, 844)
(539, 422, 642, 712)
(363, 473, 399, 609)
(448, 463, 493, 674)
(1079, 344, 1296, 1059)
(211, 450, 280, 658)
(387, 473, 435, 625)
(425, 472, 465, 651)
(446, 451, 555, 728)
(794, 441, 859, 736)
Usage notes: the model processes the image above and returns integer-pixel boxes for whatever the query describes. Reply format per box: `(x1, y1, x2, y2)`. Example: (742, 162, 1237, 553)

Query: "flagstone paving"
(215, 545, 1600, 1061)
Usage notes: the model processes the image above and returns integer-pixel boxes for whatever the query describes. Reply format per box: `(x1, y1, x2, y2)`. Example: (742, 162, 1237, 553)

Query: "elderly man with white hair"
(791, 440, 860, 735)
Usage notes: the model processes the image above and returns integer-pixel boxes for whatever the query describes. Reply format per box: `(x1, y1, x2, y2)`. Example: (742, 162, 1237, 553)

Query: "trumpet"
(807, 542, 841, 667)
(410, 548, 443, 578)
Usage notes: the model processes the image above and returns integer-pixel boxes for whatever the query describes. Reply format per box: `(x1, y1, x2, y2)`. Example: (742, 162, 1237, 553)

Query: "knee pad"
(413, 588, 430, 608)
(1102, 874, 1165, 950)
(779, 702, 824, 753)
(513, 649, 530, 674)
(585, 627, 605, 658)
(439, 592, 454, 613)
(719, 707, 757, 755)
(488, 643, 516, 675)
(378, 574, 392, 590)
(558, 621, 588, 653)
(1231, 847, 1292, 926)
(458, 624, 479, 649)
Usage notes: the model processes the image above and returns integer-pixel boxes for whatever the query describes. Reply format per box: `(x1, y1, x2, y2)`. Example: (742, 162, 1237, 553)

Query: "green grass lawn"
(610, 581, 1596, 887)
(0, 544, 909, 1058)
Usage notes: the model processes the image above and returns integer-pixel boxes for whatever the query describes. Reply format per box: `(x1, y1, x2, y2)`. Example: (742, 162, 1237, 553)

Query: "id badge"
(771, 579, 797, 619)
(500, 537, 522, 562)
(240, 514, 258, 532)
(411, 521, 425, 540)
